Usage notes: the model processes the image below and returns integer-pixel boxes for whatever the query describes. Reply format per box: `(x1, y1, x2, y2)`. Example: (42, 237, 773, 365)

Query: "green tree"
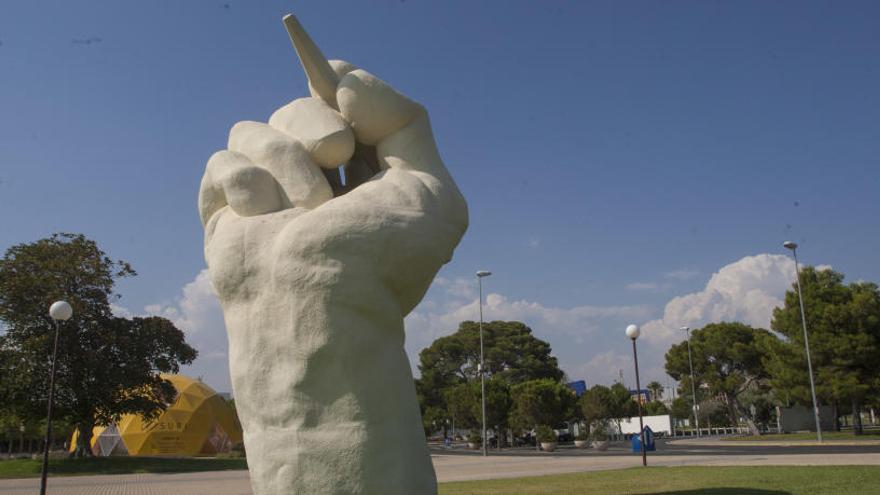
(443, 383, 478, 430)
(769, 267, 849, 417)
(768, 267, 880, 434)
(702, 399, 735, 428)
(665, 322, 774, 435)
(420, 406, 449, 437)
(579, 383, 637, 425)
(415, 321, 564, 432)
(477, 378, 513, 444)
(609, 383, 639, 419)
(644, 401, 670, 416)
(0, 412, 57, 455)
(578, 383, 643, 435)
(457, 377, 515, 446)
(670, 396, 694, 423)
(579, 385, 614, 426)
(646, 381, 664, 403)
(739, 387, 778, 430)
(509, 379, 576, 432)
(0, 412, 24, 454)
(840, 281, 880, 434)
(0, 234, 197, 456)
(437, 378, 514, 445)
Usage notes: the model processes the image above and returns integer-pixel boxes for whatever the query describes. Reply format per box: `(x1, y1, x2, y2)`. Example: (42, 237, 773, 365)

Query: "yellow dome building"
(71, 374, 243, 456)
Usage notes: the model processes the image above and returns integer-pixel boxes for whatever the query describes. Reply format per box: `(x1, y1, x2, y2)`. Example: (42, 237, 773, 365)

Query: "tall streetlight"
(680, 326, 701, 437)
(476, 270, 491, 456)
(626, 324, 647, 467)
(783, 241, 823, 443)
(42, 301, 72, 495)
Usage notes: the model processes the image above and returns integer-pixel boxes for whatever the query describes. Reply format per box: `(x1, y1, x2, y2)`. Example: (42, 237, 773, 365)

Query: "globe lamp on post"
(41, 301, 72, 495)
(626, 324, 647, 467)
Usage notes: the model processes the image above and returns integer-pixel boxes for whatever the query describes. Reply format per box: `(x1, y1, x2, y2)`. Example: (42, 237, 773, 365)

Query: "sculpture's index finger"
(283, 14, 340, 109)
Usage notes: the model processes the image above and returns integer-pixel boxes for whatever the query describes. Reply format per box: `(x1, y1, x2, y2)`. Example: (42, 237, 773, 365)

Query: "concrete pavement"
(669, 437, 880, 447)
(0, 469, 253, 495)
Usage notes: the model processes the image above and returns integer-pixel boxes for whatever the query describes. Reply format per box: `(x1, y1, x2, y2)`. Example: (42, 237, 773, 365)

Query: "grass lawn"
(725, 430, 880, 442)
(0, 456, 247, 479)
(439, 466, 880, 495)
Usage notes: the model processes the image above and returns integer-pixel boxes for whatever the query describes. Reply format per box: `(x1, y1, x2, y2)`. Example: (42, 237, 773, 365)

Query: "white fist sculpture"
(197, 15, 467, 495)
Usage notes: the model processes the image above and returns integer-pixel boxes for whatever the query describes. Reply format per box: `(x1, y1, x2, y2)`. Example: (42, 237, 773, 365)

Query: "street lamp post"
(783, 241, 823, 443)
(476, 270, 491, 456)
(680, 326, 701, 437)
(626, 324, 647, 467)
(42, 301, 72, 495)
(450, 417, 455, 446)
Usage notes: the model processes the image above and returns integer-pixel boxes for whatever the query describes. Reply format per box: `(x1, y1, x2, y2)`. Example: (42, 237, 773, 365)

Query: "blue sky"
(1, 1, 878, 393)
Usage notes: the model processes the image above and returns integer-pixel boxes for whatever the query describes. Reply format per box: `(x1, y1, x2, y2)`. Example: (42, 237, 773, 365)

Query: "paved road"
(439, 437, 880, 457)
(2, 439, 878, 494)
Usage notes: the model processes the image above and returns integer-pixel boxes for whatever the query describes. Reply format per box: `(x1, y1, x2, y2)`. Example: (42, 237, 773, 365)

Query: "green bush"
(216, 450, 245, 459)
(467, 433, 482, 444)
(535, 425, 556, 443)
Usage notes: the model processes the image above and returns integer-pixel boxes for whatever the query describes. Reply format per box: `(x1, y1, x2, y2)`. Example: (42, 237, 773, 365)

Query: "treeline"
(417, 265, 880, 440)
(0, 234, 197, 456)
(665, 266, 880, 435)
(416, 321, 660, 444)
(416, 321, 571, 444)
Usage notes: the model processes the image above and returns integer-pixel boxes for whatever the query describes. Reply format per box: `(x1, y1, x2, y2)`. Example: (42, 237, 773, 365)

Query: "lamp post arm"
(685, 330, 700, 437)
(791, 248, 823, 443)
(478, 275, 487, 457)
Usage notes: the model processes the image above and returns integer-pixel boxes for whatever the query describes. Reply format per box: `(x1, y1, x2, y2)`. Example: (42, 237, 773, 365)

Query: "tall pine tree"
(768, 267, 880, 434)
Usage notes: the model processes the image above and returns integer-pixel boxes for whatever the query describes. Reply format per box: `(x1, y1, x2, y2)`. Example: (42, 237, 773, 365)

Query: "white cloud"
(109, 303, 133, 318)
(115, 253, 799, 396)
(156, 270, 222, 337)
(569, 350, 667, 390)
(570, 351, 632, 386)
(137, 271, 650, 393)
(411, 254, 799, 387)
(113, 270, 230, 392)
(482, 294, 651, 337)
(404, 290, 652, 377)
(433, 276, 477, 300)
(640, 254, 795, 348)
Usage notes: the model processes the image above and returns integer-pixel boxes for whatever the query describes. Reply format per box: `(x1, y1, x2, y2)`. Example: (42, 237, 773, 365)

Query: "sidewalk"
(433, 451, 880, 482)
(2, 451, 880, 494)
(669, 437, 880, 447)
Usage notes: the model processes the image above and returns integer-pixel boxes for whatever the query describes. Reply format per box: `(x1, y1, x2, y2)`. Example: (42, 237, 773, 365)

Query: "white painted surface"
(617, 414, 673, 435)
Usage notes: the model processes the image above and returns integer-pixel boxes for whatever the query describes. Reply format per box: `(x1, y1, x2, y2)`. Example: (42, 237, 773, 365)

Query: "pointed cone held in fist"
(283, 13, 340, 109)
